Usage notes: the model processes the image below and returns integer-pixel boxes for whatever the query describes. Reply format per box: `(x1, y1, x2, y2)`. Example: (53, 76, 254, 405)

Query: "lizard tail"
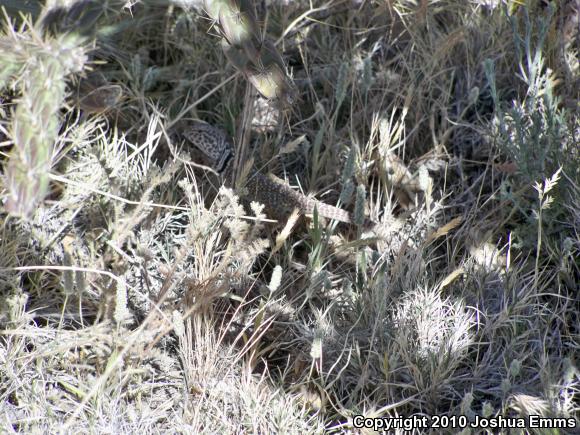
(307, 201, 352, 224)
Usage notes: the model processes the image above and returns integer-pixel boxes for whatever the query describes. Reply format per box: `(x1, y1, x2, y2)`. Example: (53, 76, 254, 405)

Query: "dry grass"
(1, 0, 578, 433)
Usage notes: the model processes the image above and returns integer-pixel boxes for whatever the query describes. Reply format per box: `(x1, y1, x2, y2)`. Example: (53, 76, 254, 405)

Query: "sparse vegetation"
(0, 0, 578, 433)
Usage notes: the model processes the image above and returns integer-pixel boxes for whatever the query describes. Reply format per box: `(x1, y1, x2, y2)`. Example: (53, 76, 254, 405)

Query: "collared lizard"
(173, 121, 355, 224)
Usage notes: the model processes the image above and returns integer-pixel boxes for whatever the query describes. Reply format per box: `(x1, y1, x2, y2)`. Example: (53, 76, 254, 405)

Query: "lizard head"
(178, 121, 234, 175)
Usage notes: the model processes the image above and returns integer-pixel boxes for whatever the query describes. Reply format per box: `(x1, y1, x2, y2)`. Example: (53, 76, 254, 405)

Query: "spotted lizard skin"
(174, 121, 353, 224)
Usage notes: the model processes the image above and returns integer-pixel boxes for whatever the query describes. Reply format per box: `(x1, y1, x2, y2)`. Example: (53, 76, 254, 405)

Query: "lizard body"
(175, 121, 353, 224)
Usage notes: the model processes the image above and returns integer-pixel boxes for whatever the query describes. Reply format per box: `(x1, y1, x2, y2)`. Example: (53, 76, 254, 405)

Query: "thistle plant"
(0, 20, 87, 218)
(0, 0, 124, 219)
